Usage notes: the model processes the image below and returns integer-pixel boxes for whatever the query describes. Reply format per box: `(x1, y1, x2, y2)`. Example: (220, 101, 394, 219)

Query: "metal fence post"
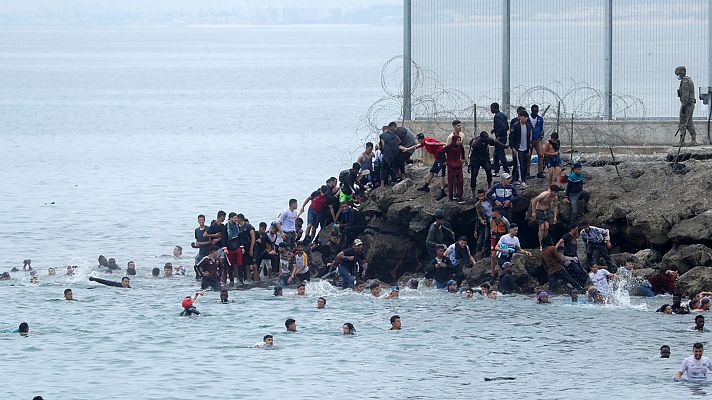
(604, 0, 613, 120)
(502, 0, 511, 118)
(403, 0, 412, 122)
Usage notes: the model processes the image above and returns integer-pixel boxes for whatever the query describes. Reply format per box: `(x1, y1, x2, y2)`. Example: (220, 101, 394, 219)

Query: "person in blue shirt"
(529, 104, 546, 179)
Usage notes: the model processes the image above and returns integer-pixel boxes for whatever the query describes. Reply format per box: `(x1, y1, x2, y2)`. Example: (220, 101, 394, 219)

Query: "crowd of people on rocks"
(6, 108, 712, 383)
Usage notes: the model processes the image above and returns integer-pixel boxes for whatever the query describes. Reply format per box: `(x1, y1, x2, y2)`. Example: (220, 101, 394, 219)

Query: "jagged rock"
(668, 210, 712, 245)
(392, 178, 413, 194)
(676, 266, 712, 294)
(632, 267, 656, 279)
(634, 249, 662, 266)
(356, 160, 712, 292)
(661, 244, 712, 274)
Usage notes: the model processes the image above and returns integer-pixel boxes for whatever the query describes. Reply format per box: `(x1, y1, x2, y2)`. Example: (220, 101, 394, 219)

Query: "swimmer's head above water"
(317, 297, 326, 309)
(64, 288, 73, 301)
(285, 318, 297, 332)
(220, 289, 229, 303)
(263, 334, 274, 346)
(19, 322, 29, 336)
(121, 277, 130, 288)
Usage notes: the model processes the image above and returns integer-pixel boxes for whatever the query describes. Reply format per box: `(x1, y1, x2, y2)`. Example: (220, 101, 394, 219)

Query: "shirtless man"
(530, 185, 560, 249)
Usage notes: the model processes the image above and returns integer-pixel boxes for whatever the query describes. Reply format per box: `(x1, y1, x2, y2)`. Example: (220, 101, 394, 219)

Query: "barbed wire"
(346, 55, 667, 164)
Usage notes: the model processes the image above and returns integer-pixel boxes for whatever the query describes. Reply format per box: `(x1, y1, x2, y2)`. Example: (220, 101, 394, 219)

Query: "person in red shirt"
(409, 133, 447, 199)
(443, 135, 466, 201)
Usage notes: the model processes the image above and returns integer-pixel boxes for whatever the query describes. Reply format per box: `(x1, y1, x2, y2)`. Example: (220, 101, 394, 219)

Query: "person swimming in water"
(126, 261, 136, 276)
(390, 315, 401, 330)
(342, 322, 356, 335)
(48, 267, 56, 276)
(0, 272, 10, 280)
(661, 345, 671, 358)
(64, 288, 73, 301)
(317, 297, 326, 309)
(180, 291, 204, 316)
(274, 285, 283, 297)
(220, 289, 230, 303)
(691, 315, 709, 332)
(369, 281, 382, 297)
(385, 286, 400, 299)
(464, 287, 475, 299)
(296, 283, 306, 296)
(537, 291, 550, 304)
(19, 322, 29, 336)
(255, 334, 274, 348)
(89, 276, 130, 288)
(285, 318, 297, 332)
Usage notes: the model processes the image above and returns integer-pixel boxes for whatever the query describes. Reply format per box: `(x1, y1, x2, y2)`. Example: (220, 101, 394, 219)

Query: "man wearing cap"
(425, 210, 455, 259)
(335, 239, 365, 289)
(487, 173, 518, 221)
(563, 162, 589, 226)
(675, 66, 697, 146)
(446, 279, 459, 293)
(530, 185, 561, 249)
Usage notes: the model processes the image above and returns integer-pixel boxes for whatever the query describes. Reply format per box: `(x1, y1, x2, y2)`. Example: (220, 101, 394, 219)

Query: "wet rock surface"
(357, 160, 712, 292)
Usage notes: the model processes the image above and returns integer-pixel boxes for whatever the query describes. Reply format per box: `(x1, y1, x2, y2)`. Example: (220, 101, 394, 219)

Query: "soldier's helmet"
(675, 66, 687, 76)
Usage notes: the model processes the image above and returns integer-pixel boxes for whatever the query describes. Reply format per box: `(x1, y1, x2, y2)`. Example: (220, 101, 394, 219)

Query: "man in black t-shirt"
(335, 239, 365, 289)
(192, 214, 214, 280)
(237, 214, 257, 282)
(557, 225, 579, 258)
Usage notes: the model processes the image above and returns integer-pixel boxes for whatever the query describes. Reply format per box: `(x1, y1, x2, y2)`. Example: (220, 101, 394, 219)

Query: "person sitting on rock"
(494, 224, 532, 277)
(497, 262, 522, 294)
(487, 173, 518, 221)
(644, 268, 679, 296)
(563, 162, 589, 226)
(579, 222, 614, 270)
(425, 210, 455, 260)
(425, 244, 455, 289)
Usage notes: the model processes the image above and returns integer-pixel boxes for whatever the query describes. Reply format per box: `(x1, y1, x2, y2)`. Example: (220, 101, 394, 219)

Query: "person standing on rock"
(490, 102, 510, 176)
(443, 135, 466, 201)
(489, 206, 510, 278)
(468, 130, 507, 198)
(335, 202, 366, 248)
(487, 173, 518, 221)
(425, 211, 456, 259)
(508, 109, 533, 188)
(474, 189, 493, 261)
(379, 125, 402, 187)
(675, 66, 697, 146)
(391, 122, 417, 178)
(528, 104, 546, 179)
(579, 222, 614, 270)
(563, 163, 589, 226)
(530, 185, 561, 249)
(411, 133, 448, 199)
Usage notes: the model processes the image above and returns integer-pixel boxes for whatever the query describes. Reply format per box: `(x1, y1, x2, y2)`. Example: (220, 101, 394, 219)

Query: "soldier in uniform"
(676, 66, 697, 146)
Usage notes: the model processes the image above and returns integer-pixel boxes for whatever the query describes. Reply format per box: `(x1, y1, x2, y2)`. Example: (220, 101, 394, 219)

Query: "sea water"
(0, 26, 706, 399)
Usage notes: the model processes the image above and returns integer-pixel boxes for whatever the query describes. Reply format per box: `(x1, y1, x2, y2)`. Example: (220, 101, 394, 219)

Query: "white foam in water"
(305, 279, 343, 297)
(609, 276, 649, 311)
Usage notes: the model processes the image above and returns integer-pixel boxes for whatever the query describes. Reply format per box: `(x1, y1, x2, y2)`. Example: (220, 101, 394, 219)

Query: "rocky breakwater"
(357, 152, 712, 293)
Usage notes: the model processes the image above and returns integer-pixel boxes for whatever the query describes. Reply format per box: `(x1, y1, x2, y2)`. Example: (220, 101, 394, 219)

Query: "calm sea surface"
(0, 26, 706, 400)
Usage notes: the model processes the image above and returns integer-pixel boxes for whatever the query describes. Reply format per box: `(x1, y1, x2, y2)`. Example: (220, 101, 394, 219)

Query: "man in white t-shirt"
(588, 263, 613, 296)
(494, 224, 532, 269)
(278, 199, 299, 249)
(676, 343, 712, 382)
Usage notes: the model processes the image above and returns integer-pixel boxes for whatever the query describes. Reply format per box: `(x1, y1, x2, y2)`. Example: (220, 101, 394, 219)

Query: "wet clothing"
(89, 276, 129, 288)
(226, 221, 241, 251)
(487, 183, 518, 220)
(589, 269, 612, 296)
(646, 272, 676, 295)
(208, 221, 227, 248)
(337, 207, 366, 247)
(426, 256, 455, 287)
(679, 355, 712, 382)
(180, 306, 201, 316)
(498, 270, 522, 294)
